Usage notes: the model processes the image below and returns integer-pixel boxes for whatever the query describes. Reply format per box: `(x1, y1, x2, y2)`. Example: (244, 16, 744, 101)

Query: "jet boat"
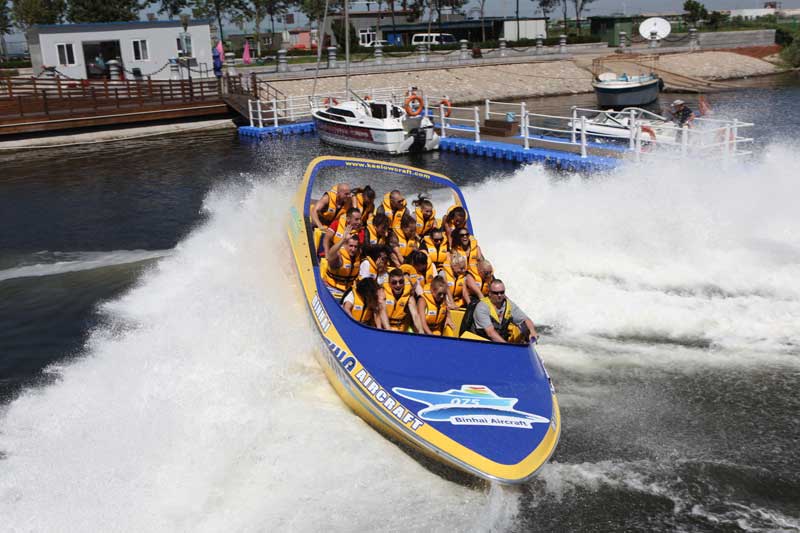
(287, 156, 560, 484)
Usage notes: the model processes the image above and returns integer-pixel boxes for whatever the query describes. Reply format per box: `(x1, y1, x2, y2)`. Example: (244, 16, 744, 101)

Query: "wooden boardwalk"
(0, 76, 232, 136)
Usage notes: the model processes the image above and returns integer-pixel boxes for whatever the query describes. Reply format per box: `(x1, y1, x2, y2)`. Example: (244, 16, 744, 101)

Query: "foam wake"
(464, 142, 800, 364)
(0, 250, 170, 282)
(0, 178, 517, 531)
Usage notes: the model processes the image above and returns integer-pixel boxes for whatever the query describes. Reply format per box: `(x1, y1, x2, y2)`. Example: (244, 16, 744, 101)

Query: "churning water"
(1, 81, 799, 531)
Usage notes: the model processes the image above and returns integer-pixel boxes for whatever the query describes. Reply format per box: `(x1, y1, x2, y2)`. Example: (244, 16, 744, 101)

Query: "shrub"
(0, 59, 32, 69)
(780, 33, 800, 67)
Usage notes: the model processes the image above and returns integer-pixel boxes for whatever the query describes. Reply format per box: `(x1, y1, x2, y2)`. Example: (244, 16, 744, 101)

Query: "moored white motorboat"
(311, 98, 440, 154)
(570, 107, 673, 141)
(592, 73, 663, 108)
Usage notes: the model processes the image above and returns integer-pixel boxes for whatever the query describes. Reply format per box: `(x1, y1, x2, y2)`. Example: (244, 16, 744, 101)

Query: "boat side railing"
(631, 119, 754, 162)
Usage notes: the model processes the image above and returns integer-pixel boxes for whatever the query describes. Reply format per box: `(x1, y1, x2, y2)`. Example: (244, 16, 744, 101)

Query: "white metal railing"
(248, 90, 754, 163)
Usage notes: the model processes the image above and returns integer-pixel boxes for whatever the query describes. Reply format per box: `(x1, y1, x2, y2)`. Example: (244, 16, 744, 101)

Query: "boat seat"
(313, 228, 324, 253)
(459, 331, 487, 341)
(450, 308, 466, 333)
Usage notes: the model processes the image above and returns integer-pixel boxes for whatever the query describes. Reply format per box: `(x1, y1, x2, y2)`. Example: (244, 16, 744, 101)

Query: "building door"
(82, 40, 122, 79)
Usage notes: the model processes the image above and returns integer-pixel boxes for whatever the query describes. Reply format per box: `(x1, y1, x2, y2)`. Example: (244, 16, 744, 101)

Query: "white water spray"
(0, 178, 517, 531)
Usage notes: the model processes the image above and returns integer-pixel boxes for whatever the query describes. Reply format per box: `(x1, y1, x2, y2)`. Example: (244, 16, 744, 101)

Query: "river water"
(1, 76, 799, 531)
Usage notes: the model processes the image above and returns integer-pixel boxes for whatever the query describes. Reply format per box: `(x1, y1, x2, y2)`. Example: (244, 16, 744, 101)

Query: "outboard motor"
(409, 128, 428, 153)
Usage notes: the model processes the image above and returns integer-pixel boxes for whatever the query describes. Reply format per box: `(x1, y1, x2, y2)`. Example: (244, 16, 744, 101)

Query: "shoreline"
(1, 50, 788, 151)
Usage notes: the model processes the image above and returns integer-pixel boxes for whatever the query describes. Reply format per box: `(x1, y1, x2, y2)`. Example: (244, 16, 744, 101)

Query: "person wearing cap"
(668, 99, 695, 127)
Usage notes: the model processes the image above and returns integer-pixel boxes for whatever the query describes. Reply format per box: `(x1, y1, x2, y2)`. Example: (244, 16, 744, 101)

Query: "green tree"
(572, 0, 594, 35)
(683, 0, 707, 25)
(706, 10, 728, 30)
(297, 0, 337, 35)
(67, 0, 148, 22)
(159, 0, 188, 18)
(780, 31, 800, 67)
(193, 0, 244, 41)
(232, 0, 289, 56)
(11, 0, 66, 29)
(1, 0, 12, 60)
(331, 16, 357, 50)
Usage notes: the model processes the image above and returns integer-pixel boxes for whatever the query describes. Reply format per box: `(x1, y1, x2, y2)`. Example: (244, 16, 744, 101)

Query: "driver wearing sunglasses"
(470, 279, 538, 344)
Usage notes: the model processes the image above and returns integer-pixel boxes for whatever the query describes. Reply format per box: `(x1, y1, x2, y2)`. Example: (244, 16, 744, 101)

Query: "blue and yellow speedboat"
(287, 156, 560, 484)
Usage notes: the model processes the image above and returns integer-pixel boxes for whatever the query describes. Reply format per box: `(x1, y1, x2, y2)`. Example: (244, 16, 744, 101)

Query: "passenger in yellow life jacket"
(422, 228, 449, 270)
(412, 195, 437, 237)
(358, 245, 392, 286)
(390, 214, 418, 267)
(352, 185, 376, 223)
(417, 277, 454, 336)
(441, 205, 468, 247)
(322, 233, 361, 299)
(464, 259, 494, 304)
(380, 268, 422, 332)
(322, 207, 362, 257)
(311, 183, 353, 229)
(404, 250, 437, 296)
(342, 278, 387, 329)
(450, 228, 483, 276)
(469, 279, 538, 344)
(377, 190, 407, 230)
(365, 212, 390, 246)
(441, 254, 468, 309)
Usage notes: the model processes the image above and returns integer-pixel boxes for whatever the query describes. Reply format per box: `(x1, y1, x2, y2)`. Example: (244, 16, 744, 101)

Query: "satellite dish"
(598, 72, 618, 82)
(639, 17, 672, 40)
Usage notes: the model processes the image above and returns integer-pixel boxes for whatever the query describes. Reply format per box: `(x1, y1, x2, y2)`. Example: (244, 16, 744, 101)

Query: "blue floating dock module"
(239, 121, 316, 139)
(438, 137, 619, 172)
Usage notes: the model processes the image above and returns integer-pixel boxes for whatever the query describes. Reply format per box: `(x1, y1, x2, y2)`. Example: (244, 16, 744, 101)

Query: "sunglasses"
(435, 291, 447, 298)
(458, 233, 469, 238)
(390, 279, 404, 285)
(490, 290, 505, 296)
(432, 237, 444, 243)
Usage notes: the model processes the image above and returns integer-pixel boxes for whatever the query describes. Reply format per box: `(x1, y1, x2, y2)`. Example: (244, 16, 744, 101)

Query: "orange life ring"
(439, 98, 452, 118)
(363, 95, 372, 101)
(641, 126, 656, 141)
(404, 95, 424, 117)
(323, 97, 339, 106)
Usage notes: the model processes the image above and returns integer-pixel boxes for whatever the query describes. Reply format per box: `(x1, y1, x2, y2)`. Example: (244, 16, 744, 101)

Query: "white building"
(27, 20, 213, 80)
(727, 8, 776, 20)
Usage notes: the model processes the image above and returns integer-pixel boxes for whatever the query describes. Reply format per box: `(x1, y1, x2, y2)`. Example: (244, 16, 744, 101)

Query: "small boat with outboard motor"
(592, 72, 663, 108)
(287, 156, 560, 483)
(570, 107, 672, 141)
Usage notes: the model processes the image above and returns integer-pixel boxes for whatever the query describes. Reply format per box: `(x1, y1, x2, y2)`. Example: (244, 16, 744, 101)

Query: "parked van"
(411, 33, 457, 46)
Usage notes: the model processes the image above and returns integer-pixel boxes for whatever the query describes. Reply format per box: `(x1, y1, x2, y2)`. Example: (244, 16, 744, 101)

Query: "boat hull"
(288, 157, 560, 484)
(313, 115, 439, 154)
(593, 78, 661, 108)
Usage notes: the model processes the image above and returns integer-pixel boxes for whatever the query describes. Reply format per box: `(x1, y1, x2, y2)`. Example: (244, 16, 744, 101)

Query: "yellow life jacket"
(422, 235, 449, 270)
(480, 272, 494, 296)
(393, 227, 416, 259)
(421, 291, 447, 335)
(358, 256, 378, 281)
(353, 192, 375, 222)
(349, 289, 375, 325)
(319, 185, 348, 227)
(322, 248, 360, 292)
(441, 264, 467, 308)
(475, 296, 514, 340)
(381, 193, 407, 230)
(441, 204, 469, 234)
(415, 206, 437, 237)
(382, 280, 412, 331)
(365, 221, 386, 246)
(452, 241, 480, 274)
(331, 214, 359, 246)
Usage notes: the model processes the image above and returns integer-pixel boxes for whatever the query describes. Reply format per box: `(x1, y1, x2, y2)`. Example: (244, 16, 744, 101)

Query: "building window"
(359, 28, 376, 46)
(56, 43, 76, 66)
(177, 33, 193, 56)
(132, 39, 149, 61)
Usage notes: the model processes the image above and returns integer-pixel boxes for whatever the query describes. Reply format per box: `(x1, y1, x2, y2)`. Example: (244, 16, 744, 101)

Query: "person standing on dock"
(668, 100, 695, 128)
(312, 183, 352, 229)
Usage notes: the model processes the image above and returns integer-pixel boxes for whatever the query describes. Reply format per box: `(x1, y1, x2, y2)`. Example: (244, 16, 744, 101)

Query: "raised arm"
(326, 223, 352, 269)
(310, 193, 329, 229)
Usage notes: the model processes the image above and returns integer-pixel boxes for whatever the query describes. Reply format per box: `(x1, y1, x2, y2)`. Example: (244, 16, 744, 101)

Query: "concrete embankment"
(268, 50, 783, 104)
(0, 118, 236, 152)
